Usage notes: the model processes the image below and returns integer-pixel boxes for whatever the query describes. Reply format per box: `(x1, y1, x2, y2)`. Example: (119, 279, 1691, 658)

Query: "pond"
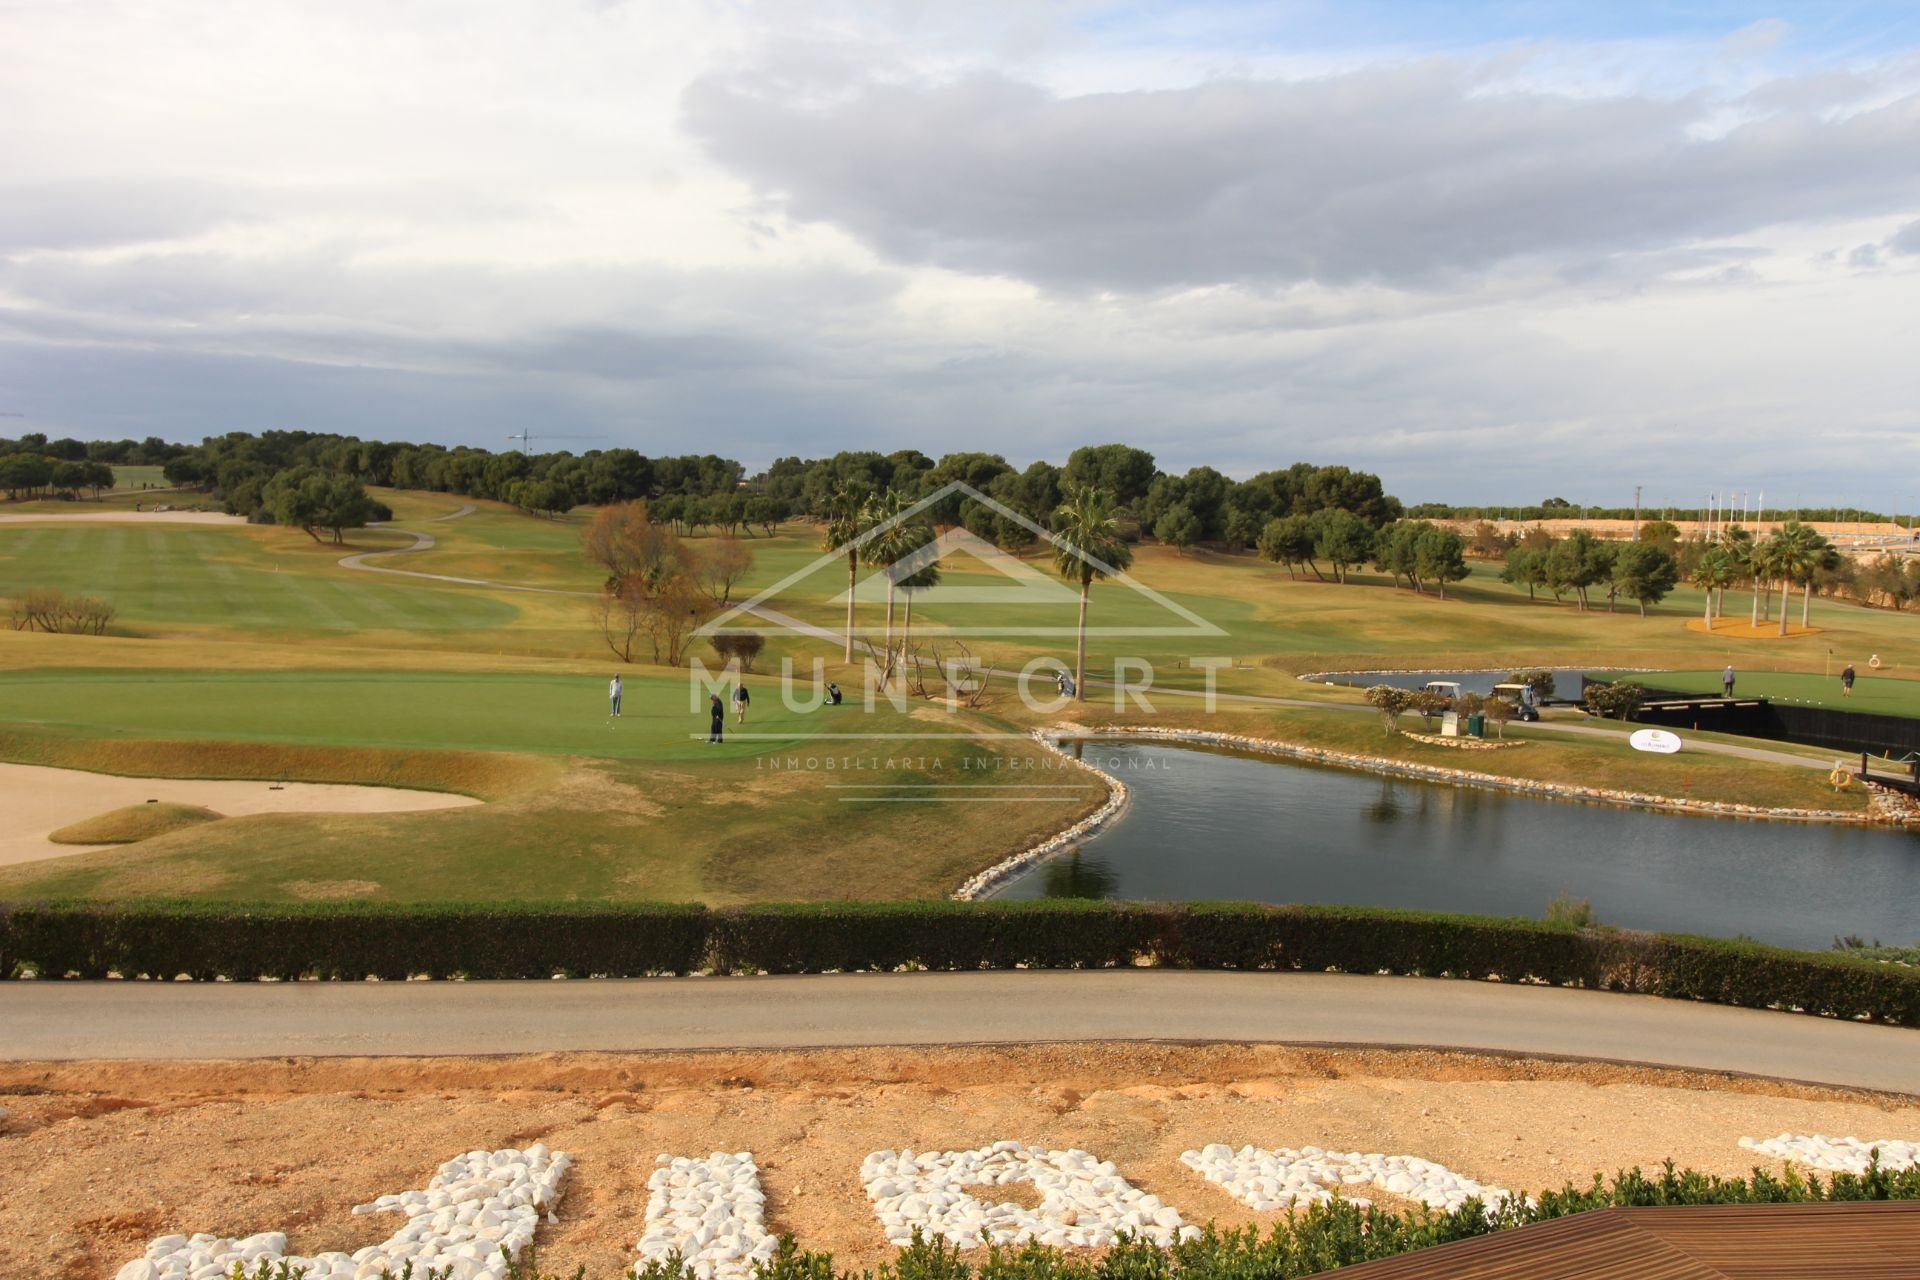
(992, 741, 1920, 950)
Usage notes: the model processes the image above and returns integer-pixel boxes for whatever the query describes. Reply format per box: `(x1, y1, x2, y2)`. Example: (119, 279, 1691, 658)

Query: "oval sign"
(1630, 728, 1683, 754)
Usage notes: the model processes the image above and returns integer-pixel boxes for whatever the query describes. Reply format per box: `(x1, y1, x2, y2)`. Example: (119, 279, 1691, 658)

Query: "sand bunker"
(0, 762, 478, 866)
(0, 510, 243, 525)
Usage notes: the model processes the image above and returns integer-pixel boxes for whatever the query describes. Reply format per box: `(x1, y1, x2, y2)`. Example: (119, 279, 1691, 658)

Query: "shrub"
(709, 631, 767, 672)
(1544, 890, 1594, 928)
(1363, 685, 1413, 735)
(1586, 680, 1647, 720)
(5, 900, 1916, 1024)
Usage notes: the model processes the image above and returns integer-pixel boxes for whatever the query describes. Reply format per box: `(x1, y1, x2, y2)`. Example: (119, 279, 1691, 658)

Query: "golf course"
(2, 483, 1916, 909)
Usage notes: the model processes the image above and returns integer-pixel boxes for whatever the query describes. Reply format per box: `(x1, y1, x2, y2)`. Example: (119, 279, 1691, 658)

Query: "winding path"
(335, 503, 594, 597)
(1, 972, 1912, 1092)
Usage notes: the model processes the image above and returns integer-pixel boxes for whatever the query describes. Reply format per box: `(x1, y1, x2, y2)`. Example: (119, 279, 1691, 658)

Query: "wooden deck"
(1314, 1202, 1920, 1278)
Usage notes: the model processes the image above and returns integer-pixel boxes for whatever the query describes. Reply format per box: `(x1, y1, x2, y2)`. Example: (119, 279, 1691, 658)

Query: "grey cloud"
(1890, 219, 1920, 254)
(682, 59, 1920, 292)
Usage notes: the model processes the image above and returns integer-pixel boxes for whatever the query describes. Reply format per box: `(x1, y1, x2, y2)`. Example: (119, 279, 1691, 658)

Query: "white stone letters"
(861, 1141, 1194, 1250)
(1181, 1144, 1518, 1215)
(636, 1151, 778, 1280)
(115, 1145, 571, 1280)
(1739, 1133, 1920, 1173)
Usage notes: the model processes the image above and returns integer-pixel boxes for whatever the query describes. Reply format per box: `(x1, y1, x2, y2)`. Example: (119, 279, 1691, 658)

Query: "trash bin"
(1466, 712, 1485, 738)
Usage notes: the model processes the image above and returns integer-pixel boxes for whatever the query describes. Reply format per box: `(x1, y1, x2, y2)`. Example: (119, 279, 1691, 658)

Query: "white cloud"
(1, 1, 1918, 506)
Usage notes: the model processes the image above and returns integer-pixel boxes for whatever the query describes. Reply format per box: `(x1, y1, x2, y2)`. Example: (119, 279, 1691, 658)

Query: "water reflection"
(1000, 741, 1920, 948)
(1038, 848, 1121, 899)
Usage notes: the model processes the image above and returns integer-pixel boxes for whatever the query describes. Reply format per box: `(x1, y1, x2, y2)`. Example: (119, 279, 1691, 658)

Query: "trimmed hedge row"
(2, 899, 1915, 1023)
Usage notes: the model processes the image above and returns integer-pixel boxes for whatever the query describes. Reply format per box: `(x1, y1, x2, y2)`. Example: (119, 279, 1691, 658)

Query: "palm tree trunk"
(1778, 580, 1790, 636)
(1801, 578, 1812, 628)
(844, 553, 857, 662)
(1074, 577, 1090, 702)
(901, 592, 914, 676)
(1751, 582, 1760, 628)
(884, 576, 897, 678)
(1704, 590, 1712, 629)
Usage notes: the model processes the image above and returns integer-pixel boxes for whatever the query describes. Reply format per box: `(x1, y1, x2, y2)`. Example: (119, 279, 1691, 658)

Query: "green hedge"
(2, 899, 1914, 1023)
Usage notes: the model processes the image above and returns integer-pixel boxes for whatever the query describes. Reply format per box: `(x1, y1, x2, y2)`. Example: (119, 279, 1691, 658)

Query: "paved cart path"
(2, 972, 1911, 1093)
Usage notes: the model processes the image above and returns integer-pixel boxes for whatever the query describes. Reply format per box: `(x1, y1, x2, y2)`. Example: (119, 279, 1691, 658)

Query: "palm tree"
(1770, 520, 1829, 635)
(861, 489, 915, 671)
(821, 483, 870, 662)
(1690, 546, 1737, 630)
(896, 547, 943, 683)
(1719, 525, 1756, 627)
(1742, 534, 1775, 628)
(1804, 542, 1839, 628)
(1051, 483, 1133, 702)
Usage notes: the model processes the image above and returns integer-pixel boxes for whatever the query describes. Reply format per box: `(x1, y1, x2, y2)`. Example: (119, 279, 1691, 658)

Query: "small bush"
(1545, 891, 1594, 928)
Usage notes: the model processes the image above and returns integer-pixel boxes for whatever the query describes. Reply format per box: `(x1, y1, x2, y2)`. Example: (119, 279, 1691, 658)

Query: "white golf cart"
(1490, 681, 1541, 721)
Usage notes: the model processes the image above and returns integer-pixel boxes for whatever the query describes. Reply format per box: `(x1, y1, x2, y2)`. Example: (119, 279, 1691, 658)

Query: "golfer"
(608, 674, 623, 717)
(1722, 665, 1735, 697)
(733, 682, 750, 725)
(1842, 664, 1856, 697)
(708, 692, 725, 743)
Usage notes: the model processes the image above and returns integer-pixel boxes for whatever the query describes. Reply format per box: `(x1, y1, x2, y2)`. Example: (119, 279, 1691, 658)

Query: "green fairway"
(0, 668, 852, 761)
(0, 525, 518, 635)
(1601, 668, 1920, 717)
(110, 464, 168, 490)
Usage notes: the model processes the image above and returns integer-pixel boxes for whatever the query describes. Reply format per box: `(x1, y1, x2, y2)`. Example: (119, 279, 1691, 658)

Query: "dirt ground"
(3, 1045, 1917, 1279)
(0, 762, 479, 867)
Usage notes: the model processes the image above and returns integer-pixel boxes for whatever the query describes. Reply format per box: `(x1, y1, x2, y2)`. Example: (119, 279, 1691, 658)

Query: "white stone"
(1739, 1133, 1920, 1174)
(118, 1146, 569, 1280)
(635, 1151, 777, 1280)
(1179, 1145, 1518, 1215)
(862, 1143, 1188, 1248)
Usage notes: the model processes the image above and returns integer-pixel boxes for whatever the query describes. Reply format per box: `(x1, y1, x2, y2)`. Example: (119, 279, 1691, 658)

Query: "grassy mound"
(48, 802, 224, 845)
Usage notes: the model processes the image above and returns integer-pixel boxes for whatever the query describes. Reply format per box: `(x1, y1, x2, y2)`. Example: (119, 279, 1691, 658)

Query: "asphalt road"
(2, 972, 1912, 1094)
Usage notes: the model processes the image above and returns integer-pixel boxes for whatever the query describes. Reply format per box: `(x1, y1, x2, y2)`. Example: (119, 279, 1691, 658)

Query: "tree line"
(0, 431, 189, 502)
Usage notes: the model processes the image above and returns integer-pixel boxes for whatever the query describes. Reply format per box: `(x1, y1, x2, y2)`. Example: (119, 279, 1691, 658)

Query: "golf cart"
(1421, 680, 1463, 707)
(1490, 681, 1541, 721)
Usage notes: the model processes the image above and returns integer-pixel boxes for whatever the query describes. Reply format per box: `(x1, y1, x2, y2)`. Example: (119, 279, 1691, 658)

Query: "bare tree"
(583, 500, 690, 589)
(642, 571, 713, 666)
(700, 535, 755, 604)
(592, 574, 649, 662)
(10, 588, 114, 635)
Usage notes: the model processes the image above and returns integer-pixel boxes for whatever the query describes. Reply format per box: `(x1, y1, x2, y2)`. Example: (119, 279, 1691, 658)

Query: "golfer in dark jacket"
(708, 693, 725, 742)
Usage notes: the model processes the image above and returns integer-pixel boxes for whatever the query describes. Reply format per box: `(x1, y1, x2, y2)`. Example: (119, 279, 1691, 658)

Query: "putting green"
(0, 668, 942, 762)
(1600, 668, 1920, 718)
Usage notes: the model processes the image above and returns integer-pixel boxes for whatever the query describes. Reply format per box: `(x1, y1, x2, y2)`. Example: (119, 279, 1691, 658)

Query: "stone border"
(950, 731, 1129, 901)
(1099, 725, 1869, 825)
(1400, 732, 1526, 751)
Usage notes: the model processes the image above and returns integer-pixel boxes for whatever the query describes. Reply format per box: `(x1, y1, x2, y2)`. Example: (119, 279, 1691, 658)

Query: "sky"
(2, 1, 1918, 510)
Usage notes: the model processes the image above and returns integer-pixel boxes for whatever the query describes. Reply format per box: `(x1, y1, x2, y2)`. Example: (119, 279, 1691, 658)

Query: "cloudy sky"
(3, 1, 1918, 509)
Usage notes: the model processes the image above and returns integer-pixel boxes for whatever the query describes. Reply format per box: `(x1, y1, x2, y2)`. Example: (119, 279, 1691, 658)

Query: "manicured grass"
(0, 524, 518, 636)
(109, 464, 168, 490)
(0, 668, 851, 761)
(1601, 668, 1920, 717)
(0, 673, 1097, 904)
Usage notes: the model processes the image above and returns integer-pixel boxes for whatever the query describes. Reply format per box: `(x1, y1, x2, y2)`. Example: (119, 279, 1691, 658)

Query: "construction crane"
(506, 429, 600, 454)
